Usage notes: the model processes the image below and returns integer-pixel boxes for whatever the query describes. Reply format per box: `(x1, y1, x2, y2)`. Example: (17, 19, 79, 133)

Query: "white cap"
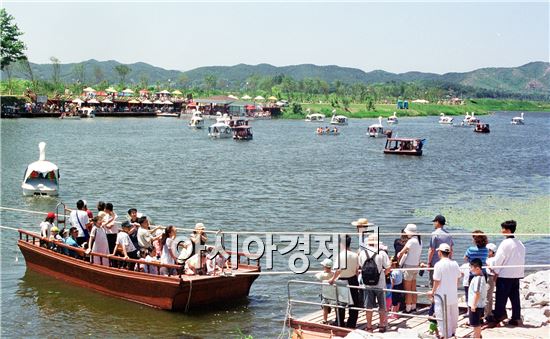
(321, 258, 333, 268)
(437, 243, 451, 253)
(404, 223, 418, 235)
(486, 243, 497, 253)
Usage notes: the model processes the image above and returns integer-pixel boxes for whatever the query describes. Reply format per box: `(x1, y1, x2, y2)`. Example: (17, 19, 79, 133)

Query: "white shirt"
(137, 227, 153, 249)
(103, 212, 118, 234)
(161, 238, 176, 265)
(468, 275, 487, 308)
(335, 249, 359, 278)
(90, 225, 109, 255)
(433, 258, 461, 305)
(69, 210, 89, 237)
(40, 221, 52, 238)
(358, 246, 391, 288)
(492, 237, 525, 278)
(116, 231, 136, 253)
(486, 256, 496, 276)
(460, 263, 470, 287)
(403, 237, 422, 266)
(144, 255, 159, 275)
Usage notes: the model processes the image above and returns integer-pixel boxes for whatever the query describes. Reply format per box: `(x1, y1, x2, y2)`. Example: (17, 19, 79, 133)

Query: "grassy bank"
(284, 99, 550, 119)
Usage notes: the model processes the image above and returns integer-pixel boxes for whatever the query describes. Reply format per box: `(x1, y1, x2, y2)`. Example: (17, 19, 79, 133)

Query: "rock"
(522, 308, 548, 327)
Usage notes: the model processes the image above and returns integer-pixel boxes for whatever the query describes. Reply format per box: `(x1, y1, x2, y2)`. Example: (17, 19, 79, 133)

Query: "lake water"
(1, 112, 549, 338)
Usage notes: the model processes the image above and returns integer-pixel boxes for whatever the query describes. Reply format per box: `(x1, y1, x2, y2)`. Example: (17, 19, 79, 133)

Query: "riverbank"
(283, 98, 550, 119)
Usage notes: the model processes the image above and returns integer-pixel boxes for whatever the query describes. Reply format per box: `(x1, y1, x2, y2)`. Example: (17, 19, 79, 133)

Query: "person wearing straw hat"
(397, 223, 423, 313)
(428, 243, 461, 339)
(359, 234, 391, 333)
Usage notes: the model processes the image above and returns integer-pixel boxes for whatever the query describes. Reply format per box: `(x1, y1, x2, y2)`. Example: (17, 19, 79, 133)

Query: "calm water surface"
(1, 112, 549, 338)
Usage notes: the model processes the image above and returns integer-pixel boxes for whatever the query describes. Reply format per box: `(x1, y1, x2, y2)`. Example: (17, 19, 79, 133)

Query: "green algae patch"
(414, 195, 550, 238)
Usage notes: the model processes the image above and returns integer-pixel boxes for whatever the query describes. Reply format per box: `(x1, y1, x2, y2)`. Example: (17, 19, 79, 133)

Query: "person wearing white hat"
(397, 224, 423, 313)
(428, 243, 461, 338)
(315, 258, 335, 324)
(484, 243, 498, 319)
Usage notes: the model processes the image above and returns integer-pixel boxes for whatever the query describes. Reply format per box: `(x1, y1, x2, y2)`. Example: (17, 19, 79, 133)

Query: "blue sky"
(4, 1, 549, 73)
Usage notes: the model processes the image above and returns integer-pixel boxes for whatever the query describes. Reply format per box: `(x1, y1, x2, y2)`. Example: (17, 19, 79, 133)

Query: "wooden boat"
(384, 138, 424, 156)
(230, 118, 253, 140)
(17, 229, 260, 311)
(474, 123, 490, 133)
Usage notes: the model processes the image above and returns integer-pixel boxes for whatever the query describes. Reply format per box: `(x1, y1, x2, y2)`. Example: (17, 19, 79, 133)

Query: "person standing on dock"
(427, 215, 453, 288)
(487, 220, 525, 328)
(328, 235, 360, 328)
(428, 243, 461, 338)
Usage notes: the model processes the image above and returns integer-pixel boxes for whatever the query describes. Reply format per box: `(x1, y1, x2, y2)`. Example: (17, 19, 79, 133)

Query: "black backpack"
(361, 250, 380, 286)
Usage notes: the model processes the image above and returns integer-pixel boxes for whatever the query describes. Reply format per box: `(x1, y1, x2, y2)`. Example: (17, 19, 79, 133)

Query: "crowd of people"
(315, 215, 526, 338)
(38, 200, 230, 277)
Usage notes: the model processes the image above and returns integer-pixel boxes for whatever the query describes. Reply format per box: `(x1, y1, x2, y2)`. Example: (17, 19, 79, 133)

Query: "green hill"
(2, 59, 549, 96)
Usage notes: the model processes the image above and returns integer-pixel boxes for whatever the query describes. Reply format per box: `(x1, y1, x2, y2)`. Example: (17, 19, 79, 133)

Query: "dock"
(290, 306, 550, 338)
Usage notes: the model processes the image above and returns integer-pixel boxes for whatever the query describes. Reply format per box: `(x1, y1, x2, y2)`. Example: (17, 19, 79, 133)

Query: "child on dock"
(468, 258, 487, 339)
(315, 258, 334, 324)
(389, 256, 403, 319)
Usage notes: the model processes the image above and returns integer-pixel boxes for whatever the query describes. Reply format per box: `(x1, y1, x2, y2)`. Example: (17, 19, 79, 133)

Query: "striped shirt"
(464, 246, 488, 265)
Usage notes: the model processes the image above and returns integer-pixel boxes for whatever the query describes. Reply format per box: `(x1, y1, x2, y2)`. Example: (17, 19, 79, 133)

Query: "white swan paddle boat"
(439, 113, 454, 124)
(387, 112, 398, 124)
(208, 122, 232, 139)
(305, 113, 325, 122)
(79, 107, 95, 118)
(462, 112, 479, 126)
(368, 116, 391, 138)
(511, 112, 525, 125)
(21, 142, 59, 196)
(330, 110, 348, 125)
(188, 111, 205, 129)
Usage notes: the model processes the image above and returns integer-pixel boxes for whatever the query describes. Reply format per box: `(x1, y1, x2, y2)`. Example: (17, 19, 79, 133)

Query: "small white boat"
(188, 111, 204, 129)
(439, 113, 454, 124)
(368, 116, 390, 138)
(157, 112, 179, 117)
(79, 107, 95, 118)
(305, 113, 325, 122)
(60, 113, 81, 120)
(462, 112, 479, 126)
(21, 142, 59, 196)
(511, 112, 525, 125)
(330, 111, 348, 125)
(216, 112, 232, 124)
(387, 112, 398, 124)
(208, 122, 232, 139)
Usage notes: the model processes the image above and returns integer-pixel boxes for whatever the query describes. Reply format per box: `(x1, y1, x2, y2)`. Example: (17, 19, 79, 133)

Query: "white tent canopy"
(241, 95, 251, 100)
(153, 100, 163, 104)
(141, 99, 153, 104)
(157, 90, 171, 94)
(102, 99, 113, 104)
(83, 87, 96, 92)
(254, 96, 265, 101)
(87, 98, 100, 104)
(122, 88, 134, 94)
(72, 98, 84, 104)
(411, 99, 429, 104)
(163, 100, 173, 105)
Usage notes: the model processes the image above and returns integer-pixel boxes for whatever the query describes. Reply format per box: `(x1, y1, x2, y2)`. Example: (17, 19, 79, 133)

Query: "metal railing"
(286, 279, 449, 338)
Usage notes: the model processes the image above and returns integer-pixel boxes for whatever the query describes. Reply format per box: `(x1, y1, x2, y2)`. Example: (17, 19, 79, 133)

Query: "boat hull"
(384, 149, 423, 156)
(17, 239, 259, 311)
(21, 184, 58, 196)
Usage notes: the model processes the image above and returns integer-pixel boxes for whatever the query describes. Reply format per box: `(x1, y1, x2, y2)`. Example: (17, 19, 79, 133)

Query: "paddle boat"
(79, 107, 95, 118)
(188, 111, 204, 129)
(21, 142, 60, 196)
(17, 228, 260, 311)
(384, 138, 424, 156)
(474, 123, 490, 133)
(216, 112, 232, 124)
(208, 122, 232, 139)
(511, 112, 525, 125)
(305, 113, 326, 122)
(59, 112, 81, 120)
(330, 110, 348, 125)
(462, 112, 479, 126)
(368, 117, 391, 138)
(387, 112, 398, 124)
(156, 111, 179, 117)
(230, 118, 253, 140)
(438, 113, 454, 124)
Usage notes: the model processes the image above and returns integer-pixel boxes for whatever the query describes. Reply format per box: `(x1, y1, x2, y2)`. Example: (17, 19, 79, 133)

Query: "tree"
(93, 65, 104, 84)
(114, 64, 131, 85)
(204, 74, 217, 90)
(50, 56, 60, 84)
(177, 74, 189, 88)
(16, 58, 34, 83)
(0, 9, 26, 70)
(72, 63, 85, 84)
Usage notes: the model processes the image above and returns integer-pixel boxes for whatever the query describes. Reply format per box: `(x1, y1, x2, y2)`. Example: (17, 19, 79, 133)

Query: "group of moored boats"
(189, 111, 253, 140)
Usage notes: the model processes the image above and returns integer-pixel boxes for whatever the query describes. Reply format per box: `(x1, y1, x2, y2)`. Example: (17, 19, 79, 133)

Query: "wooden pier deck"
(290, 305, 549, 338)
